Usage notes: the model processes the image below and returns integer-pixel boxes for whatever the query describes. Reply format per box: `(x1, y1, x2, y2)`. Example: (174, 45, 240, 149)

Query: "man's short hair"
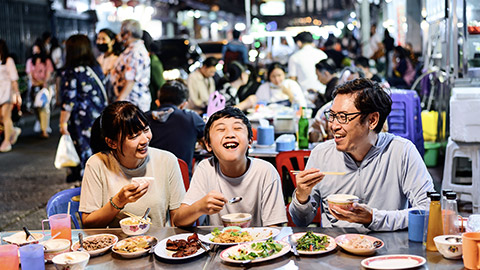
(355, 56, 370, 68)
(315, 59, 336, 74)
(204, 106, 253, 145)
(333, 78, 392, 133)
(203, 56, 219, 68)
(122, 19, 142, 39)
(232, 30, 241, 40)
(158, 80, 189, 106)
(294, 31, 314, 44)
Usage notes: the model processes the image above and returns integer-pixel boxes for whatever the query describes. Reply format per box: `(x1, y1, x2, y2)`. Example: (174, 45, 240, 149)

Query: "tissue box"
(450, 87, 480, 142)
(276, 134, 296, 152)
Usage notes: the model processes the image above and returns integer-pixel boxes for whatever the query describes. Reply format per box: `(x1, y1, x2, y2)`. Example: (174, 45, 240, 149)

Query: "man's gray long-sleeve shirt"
(289, 132, 434, 231)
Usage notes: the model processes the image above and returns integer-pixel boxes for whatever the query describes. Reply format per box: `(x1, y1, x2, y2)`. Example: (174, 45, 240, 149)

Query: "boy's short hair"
(158, 79, 189, 106)
(204, 106, 253, 146)
(294, 31, 314, 44)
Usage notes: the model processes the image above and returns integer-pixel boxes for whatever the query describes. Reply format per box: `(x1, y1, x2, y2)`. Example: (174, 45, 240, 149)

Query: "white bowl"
(120, 217, 151, 236)
(3, 231, 45, 246)
(327, 194, 359, 211)
(221, 213, 252, 228)
(434, 235, 463, 259)
(52, 251, 90, 270)
(41, 239, 71, 262)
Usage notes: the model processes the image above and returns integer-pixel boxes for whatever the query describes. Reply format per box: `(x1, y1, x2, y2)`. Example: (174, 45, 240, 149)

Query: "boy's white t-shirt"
(182, 157, 287, 227)
(80, 147, 185, 227)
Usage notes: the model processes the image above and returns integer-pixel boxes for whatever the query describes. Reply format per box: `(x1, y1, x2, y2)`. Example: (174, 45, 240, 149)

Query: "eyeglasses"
(324, 110, 363, 124)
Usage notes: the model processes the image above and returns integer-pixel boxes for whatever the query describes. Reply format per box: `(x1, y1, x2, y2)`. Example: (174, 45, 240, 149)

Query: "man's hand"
(295, 168, 324, 204)
(198, 190, 227, 215)
(329, 203, 373, 226)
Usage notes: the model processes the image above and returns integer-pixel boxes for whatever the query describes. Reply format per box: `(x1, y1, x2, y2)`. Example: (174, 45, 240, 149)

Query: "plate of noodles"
(200, 227, 280, 246)
(335, 234, 384, 256)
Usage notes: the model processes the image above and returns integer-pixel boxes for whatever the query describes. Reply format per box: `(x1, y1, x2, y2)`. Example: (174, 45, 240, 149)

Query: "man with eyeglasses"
(289, 78, 434, 231)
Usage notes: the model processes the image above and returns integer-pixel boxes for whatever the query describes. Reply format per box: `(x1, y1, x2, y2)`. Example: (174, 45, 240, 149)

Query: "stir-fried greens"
(296, 231, 330, 251)
(228, 238, 284, 261)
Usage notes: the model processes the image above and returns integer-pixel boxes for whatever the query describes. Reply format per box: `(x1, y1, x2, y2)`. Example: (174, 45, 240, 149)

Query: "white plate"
(200, 227, 280, 246)
(219, 240, 290, 264)
(112, 235, 157, 259)
(71, 233, 118, 257)
(335, 234, 384, 256)
(155, 233, 207, 260)
(281, 232, 336, 255)
(361, 254, 426, 269)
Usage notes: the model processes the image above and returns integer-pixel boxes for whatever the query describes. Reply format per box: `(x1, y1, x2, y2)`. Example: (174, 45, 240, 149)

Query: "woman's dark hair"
(159, 79, 189, 106)
(266, 62, 286, 81)
(333, 78, 392, 133)
(355, 56, 370, 68)
(90, 101, 149, 155)
(98, 28, 123, 55)
(204, 106, 252, 146)
(315, 59, 336, 74)
(50, 37, 60, 52)
(0, 39, 9, 65)
(394, 46, 408, 60)
(142, 30, 153, 53)
(226, 61, 246, 82)
(31, 39, 48, 64)
(65, 34, 98, 69)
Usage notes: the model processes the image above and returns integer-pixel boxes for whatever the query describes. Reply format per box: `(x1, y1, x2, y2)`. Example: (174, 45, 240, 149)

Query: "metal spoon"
(141, 208, 151, 223)
(78, 233, 85, 251)
(228, 197, 242, 204)
(23, 227, 34, 241)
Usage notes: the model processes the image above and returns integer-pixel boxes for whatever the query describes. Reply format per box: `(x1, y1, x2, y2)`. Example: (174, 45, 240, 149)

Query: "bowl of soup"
(52, 251, 90, 270)
(42, 239, 71, 262)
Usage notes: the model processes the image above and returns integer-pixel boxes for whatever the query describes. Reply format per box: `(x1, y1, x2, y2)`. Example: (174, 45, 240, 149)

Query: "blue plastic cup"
(19, 244, 45, 270)
(408, 209, 426, 242)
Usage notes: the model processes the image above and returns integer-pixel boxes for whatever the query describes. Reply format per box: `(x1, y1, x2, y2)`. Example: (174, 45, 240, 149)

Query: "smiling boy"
(173, 107, 287, 227)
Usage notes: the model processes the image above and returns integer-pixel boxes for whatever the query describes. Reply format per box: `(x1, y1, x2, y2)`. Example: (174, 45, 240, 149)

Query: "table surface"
(1, 226, 465, 269)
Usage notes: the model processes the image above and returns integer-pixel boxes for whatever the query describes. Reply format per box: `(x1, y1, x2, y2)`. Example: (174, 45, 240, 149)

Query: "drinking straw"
(67, 201, 71, 216)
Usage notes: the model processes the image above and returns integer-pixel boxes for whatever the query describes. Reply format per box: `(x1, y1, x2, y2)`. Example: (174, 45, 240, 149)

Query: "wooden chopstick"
(290, 170, 346, 176)
(124, 211, 153, 225)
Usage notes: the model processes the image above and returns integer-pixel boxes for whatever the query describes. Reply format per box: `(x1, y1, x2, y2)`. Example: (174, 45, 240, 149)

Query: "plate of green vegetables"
(282, 231, 336, 255)
(219, 237, 290, 264)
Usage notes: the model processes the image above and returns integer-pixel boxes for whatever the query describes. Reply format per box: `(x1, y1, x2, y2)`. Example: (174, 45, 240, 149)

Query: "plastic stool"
(441, 137, 480, 212)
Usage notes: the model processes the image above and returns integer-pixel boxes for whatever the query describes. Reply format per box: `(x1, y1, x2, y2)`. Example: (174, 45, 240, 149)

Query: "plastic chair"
(46, 187, 82, 229)
(178, 158, 190, 191)
(275, 150, 322, 226)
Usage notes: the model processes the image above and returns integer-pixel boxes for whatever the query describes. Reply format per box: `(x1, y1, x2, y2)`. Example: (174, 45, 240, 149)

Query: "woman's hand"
(295, 168, 324, 204)
(114, 182, 150, 208)
(59, 124, 69, 135)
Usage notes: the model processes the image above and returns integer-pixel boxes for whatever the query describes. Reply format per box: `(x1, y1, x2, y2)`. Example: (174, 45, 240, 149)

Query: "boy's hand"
(295, 168, 324, 204)
(200, 190, 227, 215)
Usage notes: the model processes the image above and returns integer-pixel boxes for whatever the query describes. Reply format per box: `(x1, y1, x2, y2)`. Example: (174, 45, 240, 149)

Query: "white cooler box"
(450, 87, 480, 142)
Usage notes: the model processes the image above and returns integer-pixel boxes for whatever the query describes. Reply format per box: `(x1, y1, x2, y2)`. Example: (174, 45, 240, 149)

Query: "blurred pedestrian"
(111, 19, 151, 112)
(389, 46, 416, 89)
(383, 29, 395, 78)
(26, 39, 54, 138)
(142, 30, 165, 110)
(315, 58, 339, 108)
(220, 61, 256, 111)
(186, 56, 218, 115)
(222, 30, 248, 73)
(96, 28, 121, 102)
(355, 56, 382, 82)
(59, 34, 108, 182)
(0, 39, 22, 152)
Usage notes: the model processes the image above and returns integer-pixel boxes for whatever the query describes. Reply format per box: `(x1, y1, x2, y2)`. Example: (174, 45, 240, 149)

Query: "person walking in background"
(59, 34, 108, 182)
(96, 28, 121, 102)
(220, 61, 257, 111)
(222, 30, 248, 73)
(142, 30, 165, 110)
(82, 101, 185, 228)
(0, 39, 22, 152)
(389, 46, 416, 89)
(26, 39, 54, 138)
(111, 19, 151, 112)
(355, 56, 382, 82)
(314, 58, 339, 109)
(288, 31, 327, 106)
(383, 29, 395, 79)
(186, 57, 218, 115)
(256, 62, 307, 107)
(147, 80, 205, 176)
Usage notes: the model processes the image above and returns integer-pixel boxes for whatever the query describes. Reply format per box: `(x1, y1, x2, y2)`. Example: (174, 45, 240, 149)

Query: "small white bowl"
(434, 235, 463, 259)
(120, 217, 151, 236)
(221, 213, 252, 228)
(52, 251, 90, 270)
(327, 194, 359, 211)
(41, 239, 71, 262)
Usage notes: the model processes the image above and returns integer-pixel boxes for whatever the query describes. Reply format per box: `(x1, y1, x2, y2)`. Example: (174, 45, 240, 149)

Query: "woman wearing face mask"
(255, 62, 307, 107)
(96, 28, 121, 102)
(80, 101, 185, 228)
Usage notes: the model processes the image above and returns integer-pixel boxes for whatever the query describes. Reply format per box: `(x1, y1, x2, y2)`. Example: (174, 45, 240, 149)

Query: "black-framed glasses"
(324, 110, 363, 124)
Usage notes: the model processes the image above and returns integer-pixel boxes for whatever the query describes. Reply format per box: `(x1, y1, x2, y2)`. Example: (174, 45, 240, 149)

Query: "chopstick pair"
(123, 211, 153, 225)
(290, 170, 346, 176)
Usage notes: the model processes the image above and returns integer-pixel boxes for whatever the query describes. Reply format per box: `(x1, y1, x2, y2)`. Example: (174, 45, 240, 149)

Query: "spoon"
(23, 227, 34, 241)
(141, 208, 151, 223)
(78, 233, 85, 251)
(228, 197, 242, 204)
(373, 240, 383, 248)
(148, 238, 159, 254)
(288, 234, 299, 257)
(42, 232, 61, 250)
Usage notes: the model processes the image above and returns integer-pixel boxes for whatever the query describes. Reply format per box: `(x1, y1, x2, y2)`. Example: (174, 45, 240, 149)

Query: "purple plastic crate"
(387, 89, 424, 156)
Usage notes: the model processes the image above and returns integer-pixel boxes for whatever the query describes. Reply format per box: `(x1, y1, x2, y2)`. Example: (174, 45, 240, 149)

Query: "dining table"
(0, 226, 465, 269)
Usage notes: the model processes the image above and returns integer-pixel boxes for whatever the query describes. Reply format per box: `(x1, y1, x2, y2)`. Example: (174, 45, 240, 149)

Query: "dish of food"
(220, 238, 290, 264)
(155, 233, 208, 260)
(335, 234, 384, 256)
(112, 235, 157, 258)
(361, 254, 426, 269)
(3, 231, 44, 246)
(71, 234, 118, 257)
(281, 232, 336, 255)
(200, 227, 280, 246)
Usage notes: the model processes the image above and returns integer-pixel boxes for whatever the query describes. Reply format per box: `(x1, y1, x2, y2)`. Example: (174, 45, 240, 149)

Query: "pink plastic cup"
(42, 214, 72, 241)
(0, 244, 19, 270)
